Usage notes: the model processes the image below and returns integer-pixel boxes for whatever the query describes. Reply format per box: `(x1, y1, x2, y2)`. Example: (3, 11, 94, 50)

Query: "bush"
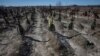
(49, 24, 55, 31)
(91, 19, 96, 30)
(68, 22, 73, 30)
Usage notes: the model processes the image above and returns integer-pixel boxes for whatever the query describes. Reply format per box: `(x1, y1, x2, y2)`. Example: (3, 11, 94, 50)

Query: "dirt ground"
(0, 6, 100, 56)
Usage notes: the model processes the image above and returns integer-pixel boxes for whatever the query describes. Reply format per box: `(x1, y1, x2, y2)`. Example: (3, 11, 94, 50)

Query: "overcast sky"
(0, 0, 100, 6)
